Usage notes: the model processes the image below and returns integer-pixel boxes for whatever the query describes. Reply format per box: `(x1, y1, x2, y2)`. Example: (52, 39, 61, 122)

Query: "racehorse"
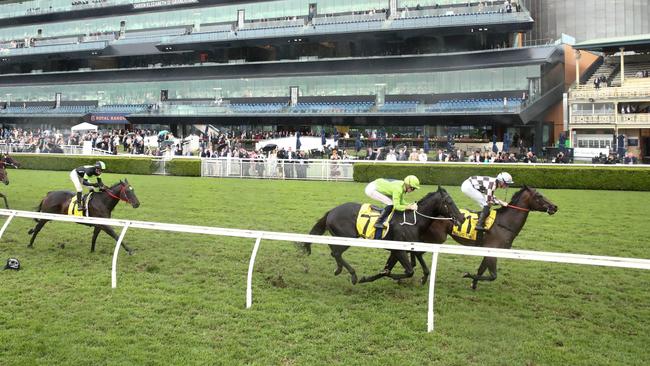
(410, 185, 558, 289)
(299, 186, 465, 285)
(28, 179, 140, 254)
(0, 153, 20, 208)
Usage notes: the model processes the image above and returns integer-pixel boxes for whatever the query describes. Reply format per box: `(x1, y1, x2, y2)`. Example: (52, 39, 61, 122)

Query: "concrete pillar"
(575, 50, 581, 86)
(620, 47, 625, 85)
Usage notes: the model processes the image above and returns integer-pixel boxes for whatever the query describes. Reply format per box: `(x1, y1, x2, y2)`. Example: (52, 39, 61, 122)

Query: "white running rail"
(1, 208, 649, 333)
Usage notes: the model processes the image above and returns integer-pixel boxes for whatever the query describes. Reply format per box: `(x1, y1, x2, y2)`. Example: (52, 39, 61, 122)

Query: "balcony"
(570, 113, 650, 127)
(570, 86, 650, 101)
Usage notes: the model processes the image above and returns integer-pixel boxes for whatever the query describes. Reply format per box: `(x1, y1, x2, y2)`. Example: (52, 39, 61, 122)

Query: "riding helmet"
(3, 258, 20, 270)
(95, 161, 106, 170)
(404, 175, 421, 189)
(496, 172, 514, 184)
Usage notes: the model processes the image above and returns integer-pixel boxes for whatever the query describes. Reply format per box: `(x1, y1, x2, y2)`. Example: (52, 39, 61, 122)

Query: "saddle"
(67, 192, 93, 217)
(451, 208, 497, 241)
(356, 204, 395, 240)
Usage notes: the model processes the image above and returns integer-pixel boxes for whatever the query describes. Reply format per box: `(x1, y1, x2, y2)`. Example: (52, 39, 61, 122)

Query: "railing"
(0, 208, 648, 333)
(201, 158, 353, 181)
(570, 86, 650, 100)
(570, 113, 650, 125)
(0, 40, 107, 57)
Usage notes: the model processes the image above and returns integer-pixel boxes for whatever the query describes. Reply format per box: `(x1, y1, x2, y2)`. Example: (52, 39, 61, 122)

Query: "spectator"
(418, 148, 428, 162)
(408, 147, 419, 161)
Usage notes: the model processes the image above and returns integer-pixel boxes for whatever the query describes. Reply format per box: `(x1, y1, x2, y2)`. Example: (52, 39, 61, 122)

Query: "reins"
(504, 204, 530, 212)
(104, 185, 130, 204)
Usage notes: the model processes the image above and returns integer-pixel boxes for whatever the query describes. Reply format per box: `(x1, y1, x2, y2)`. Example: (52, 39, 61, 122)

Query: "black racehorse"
(410, 185, 558, 289)
(28, 179, 140, 254)
(299, 186, 465, 285)
(0, 153, 20, 208)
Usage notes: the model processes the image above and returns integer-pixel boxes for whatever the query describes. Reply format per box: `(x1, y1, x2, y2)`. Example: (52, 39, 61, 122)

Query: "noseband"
(104, 184, 131, 204)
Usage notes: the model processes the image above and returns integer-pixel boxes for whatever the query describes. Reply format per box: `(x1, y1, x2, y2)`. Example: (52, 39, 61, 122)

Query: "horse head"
(2, 154, 20, 169)
(418, 186, 465, 226)
(121, 179, 140, 208)
(110, 179, 141, 208)
(514, 185, 558, 215)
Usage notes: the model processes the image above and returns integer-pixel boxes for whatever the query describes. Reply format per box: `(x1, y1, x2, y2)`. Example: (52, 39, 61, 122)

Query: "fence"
(201, 158, 354, 181)
(1, 208, 649, 333)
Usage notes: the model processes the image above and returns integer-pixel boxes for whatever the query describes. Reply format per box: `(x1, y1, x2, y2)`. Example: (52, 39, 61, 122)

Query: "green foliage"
(166, 158, 200, 176)
(354, 163, 650, 191)
(13, 154, 155, 175)
(0, 171, 649, 365)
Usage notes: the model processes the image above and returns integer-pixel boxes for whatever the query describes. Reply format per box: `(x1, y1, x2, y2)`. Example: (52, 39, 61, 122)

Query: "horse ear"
(437, 185, 442, 191)
(522, 184, 529, 190)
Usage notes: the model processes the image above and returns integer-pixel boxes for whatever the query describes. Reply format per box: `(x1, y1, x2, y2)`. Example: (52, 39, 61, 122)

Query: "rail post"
(427, 249, 440, 333)
(0, 211, 16, 240)
(246, 234, 263, 309)
(111, 222, 131, 289)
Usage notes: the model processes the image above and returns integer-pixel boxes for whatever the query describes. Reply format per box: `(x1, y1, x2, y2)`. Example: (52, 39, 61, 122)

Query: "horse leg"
(91, 226, 102, 252)
(385, 250, 415, 281)
(413, 252, 430, 285)
(330, 247, 357, 285)
(0, 192, 8, 208)
(359, 252, 400, 283)
(27, 220, 48, 248)
(97, 225, 134, 255)
(463, 256, 497, 290)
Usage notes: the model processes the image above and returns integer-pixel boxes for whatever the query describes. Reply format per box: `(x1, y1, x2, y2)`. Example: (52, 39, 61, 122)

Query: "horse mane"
(108, 180, 125, 189)
(504, 186, 533, 208)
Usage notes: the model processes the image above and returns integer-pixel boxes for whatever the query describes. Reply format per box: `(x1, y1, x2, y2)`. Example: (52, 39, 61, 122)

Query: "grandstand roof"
(574, 33, 650, 53)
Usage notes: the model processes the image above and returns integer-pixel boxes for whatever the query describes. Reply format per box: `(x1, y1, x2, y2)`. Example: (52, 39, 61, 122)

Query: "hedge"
(166, 159, 201, 177)
(12, 154, 201, 177)
(13, 154, 155, 175)
(353, 163, 650, 191)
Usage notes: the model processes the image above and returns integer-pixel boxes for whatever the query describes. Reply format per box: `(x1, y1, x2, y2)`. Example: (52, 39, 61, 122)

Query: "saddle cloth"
(356, 204, 395, 240)
(451, 208, 497, 241)
(67, 192, 93, 217)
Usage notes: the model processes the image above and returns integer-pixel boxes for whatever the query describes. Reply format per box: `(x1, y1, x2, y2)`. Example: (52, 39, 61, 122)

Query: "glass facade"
(0, 65, 539, 104)
(0, 0, 501, 40)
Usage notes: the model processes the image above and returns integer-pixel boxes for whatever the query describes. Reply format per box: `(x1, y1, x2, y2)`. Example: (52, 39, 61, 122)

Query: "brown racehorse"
(28, 180, 140, 254)
(424, 185, 557, 289)
(0, 153, 20, 208)
(376, 186, 557, 289)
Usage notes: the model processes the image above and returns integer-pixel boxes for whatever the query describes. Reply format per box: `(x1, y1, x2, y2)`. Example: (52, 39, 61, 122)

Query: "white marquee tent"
(70, 122, 98, 132)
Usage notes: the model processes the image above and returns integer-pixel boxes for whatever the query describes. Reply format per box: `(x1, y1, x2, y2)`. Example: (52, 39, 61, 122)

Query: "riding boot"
(76, 192, 84, 211)
(475, 206, 491, 232)
(374, 205, 393, 228)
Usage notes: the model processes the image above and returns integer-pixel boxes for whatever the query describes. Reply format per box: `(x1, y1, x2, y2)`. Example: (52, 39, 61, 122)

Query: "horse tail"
(298, 211, 329, 255)
(32, 199, 45, 221)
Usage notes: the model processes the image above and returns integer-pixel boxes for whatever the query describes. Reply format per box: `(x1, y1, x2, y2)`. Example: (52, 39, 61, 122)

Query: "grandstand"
(568, 34, 650, 163)
(0, 0, 648, 157)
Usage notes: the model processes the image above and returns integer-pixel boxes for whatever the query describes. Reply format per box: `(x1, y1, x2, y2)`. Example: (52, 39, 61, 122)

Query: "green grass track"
(0, 170, 649, 365)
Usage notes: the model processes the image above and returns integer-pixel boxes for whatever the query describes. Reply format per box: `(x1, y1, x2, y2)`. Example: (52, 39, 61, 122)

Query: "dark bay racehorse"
(0, 153, 20, 208)
(299, 187, 465, 285)
(28, 179, 140, 254)
(413, 185, 558, 289)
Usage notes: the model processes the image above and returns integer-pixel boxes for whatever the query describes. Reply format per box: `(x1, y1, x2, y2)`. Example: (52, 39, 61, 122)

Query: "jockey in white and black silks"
(70, 161, 106, 210)
(460, 172, 513, 232)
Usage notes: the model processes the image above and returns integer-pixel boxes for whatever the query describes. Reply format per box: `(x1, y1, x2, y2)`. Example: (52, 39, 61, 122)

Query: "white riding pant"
(461, 180, 487, 208)
(364, 182, 393, 206)
(70, 170, 83, 193)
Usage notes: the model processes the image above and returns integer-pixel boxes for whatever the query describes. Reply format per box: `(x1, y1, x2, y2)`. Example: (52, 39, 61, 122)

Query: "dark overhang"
(574, 34, 650, 53)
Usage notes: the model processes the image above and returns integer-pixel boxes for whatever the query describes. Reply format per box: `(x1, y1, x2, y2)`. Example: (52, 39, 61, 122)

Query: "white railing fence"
(201, 158, 354, 181)
(1, 209, 649, 333)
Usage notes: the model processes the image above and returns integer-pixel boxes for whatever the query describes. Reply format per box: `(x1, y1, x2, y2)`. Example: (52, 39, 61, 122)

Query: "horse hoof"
(351, 275, 358, 285)
(334, 268, 342, 276)
(471, 282, 478, 290)
(420, 277, 428, 285)
(462, 272, 472, 278)
(127, 250, 135, 256)
(28, 229, 34, 235)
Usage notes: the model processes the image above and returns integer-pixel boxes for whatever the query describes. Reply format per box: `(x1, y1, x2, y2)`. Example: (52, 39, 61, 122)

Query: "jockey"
(461, 172, 513, 232)
(70, 161, 106, 211)
(365, 175, 420, 229)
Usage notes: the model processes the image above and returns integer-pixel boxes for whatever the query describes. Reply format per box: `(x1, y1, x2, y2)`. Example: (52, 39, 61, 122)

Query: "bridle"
(104, 183, 131, 204)
(401, 192, 457, 226)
